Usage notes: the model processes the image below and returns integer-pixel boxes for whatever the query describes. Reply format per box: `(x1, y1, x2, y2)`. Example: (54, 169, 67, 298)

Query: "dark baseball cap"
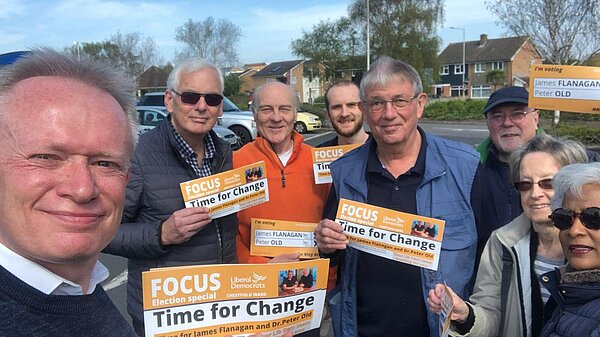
(483, 86, 529, 115)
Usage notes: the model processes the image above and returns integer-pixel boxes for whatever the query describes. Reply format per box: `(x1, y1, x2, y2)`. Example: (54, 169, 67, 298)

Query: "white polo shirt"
(0, 242, 109, 295)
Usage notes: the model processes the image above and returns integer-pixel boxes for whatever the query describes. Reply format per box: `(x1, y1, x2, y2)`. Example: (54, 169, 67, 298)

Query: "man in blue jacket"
(315, 56, 486, 337)
(105, 57, 237, 336)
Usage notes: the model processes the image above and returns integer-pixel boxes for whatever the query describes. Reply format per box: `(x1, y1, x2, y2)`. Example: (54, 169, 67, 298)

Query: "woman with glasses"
(427, 135, 588, 337)
(540, 162, 600, 337)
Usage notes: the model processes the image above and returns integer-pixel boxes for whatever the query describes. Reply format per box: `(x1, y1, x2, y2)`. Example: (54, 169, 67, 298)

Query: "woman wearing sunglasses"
(539, 162, 600, 336)
(427, 135, 588, 337)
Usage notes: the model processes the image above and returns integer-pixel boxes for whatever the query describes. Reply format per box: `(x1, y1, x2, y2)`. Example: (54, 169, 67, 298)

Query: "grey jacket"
(104, 118, 238, 326)
(452, 213, 533, 337)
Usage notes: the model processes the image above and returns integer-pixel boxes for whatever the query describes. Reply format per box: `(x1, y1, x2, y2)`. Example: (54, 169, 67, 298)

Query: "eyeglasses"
(513, 178, 553, 192)
(487, 109, 534, 125)
(549, 207, 600, 230)
(362, 95, 418, 112)
(171, 90, 223, 107)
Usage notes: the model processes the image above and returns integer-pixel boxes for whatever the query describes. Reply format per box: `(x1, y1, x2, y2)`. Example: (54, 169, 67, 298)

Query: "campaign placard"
(250, 219, 318, 259)
(311, 144, 361, 184)
(529, 64, 600, 114)
(180, 161, 269, 219)
(142, 259, 330, 337)
(335, 198, 445, 271)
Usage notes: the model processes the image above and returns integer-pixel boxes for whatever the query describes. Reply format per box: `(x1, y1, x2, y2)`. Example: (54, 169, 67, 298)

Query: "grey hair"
(0, 47, 139, 146)
(551, 162, 600, 210)
(252, 82, 299, 114)
(509, 134, 588, 184)
(167, 57, 224, 93)
(359, 56, 423, 100)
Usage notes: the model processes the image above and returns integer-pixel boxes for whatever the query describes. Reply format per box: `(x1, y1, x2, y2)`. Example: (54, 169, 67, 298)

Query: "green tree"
(223, 73, 241, 97)
(291, 17, 366, 81)
(349, 0, 444, 88)
(486, 0, 600, 65)
(175, 17, 241, 67)
(485, 70, 505, 91)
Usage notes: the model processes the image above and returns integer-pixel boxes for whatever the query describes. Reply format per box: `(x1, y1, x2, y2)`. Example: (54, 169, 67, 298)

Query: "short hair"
(324, 80, 359, 111)
(508, 134, 588, 184)
(0, 47, 139, 146)
(359, 56, 423, 100)
(252, 82, 298, 114)
(551, 162, 600, 210)
(167, 57, 224, 93)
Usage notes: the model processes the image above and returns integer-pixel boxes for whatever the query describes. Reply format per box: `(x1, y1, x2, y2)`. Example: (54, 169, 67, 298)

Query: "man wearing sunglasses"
(105, 58, 237, 336)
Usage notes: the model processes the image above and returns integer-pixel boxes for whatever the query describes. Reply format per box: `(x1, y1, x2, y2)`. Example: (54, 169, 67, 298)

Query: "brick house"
(251, 60, 322, 103)
(434, 34, 543, 99)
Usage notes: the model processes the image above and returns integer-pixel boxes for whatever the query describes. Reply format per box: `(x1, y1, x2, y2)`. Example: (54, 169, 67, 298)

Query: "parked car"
(136, 92, 257, 146)
(294, 112, 322, 134)
(135, 107, 241, 150)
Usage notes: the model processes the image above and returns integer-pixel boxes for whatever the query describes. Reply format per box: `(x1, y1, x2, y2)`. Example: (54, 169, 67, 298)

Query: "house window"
(291, 76, 297, 85)
(471, 85, 491, 98)
(440, 65, 449, 75)
(454, 64, 464, 74)
(451, 86, 464, 97)
(474, 63, 486, 73)
(492, 62, 504, 70)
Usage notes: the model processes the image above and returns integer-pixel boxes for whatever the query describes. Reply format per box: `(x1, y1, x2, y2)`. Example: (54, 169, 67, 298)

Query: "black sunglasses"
(514, 178, 553, 192)
(171, 90, 223, 107)
(549, 207, 600, 230)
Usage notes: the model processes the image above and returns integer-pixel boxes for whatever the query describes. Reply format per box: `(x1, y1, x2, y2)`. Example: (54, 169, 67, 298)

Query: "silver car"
(136, 92, 257, 146)
(135, 107, 241, 150)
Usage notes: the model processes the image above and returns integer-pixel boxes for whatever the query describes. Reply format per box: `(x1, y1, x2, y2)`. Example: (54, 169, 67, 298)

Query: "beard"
(332, 114, 364, 138)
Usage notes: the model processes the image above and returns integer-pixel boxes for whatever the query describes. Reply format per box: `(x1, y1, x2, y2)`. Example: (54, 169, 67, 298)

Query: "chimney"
(479, 34, 488, 46)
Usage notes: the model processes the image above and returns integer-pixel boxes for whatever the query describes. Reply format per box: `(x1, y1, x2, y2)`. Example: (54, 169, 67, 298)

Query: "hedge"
(424, 99, 487, 120)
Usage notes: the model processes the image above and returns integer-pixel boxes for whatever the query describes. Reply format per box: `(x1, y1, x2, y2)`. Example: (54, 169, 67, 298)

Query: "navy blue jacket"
(540, 267, 600, 337)
(104, 118, 238, 329)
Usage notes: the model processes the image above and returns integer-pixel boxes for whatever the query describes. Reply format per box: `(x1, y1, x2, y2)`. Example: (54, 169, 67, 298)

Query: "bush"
(313, 96, 325, 104)
(548, 124, 600, 146)
(424, 99, 487, 120)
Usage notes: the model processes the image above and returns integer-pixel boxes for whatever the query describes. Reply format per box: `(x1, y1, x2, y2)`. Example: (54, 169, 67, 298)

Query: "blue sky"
(1, 0, 504, 65)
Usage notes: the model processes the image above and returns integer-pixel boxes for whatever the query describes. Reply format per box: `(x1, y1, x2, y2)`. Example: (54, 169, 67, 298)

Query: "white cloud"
(0, 0, 26, 19)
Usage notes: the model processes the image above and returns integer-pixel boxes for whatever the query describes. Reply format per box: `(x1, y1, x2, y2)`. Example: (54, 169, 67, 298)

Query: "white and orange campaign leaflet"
(311, 144, 361, 184)
(335, 198, 445, 271)
(250, 219, 318, 259)
(180, 161, 269, 219)
(529, 64, 600, 114)
(142, 259, 329, 337)
(439, 283, 454, 337)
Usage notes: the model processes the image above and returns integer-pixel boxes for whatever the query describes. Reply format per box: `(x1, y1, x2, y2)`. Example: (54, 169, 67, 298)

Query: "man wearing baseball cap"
(474, 86, 543, 256)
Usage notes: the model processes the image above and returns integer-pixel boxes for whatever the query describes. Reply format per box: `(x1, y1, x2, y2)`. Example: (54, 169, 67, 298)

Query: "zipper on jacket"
(281, 170, 286, 188)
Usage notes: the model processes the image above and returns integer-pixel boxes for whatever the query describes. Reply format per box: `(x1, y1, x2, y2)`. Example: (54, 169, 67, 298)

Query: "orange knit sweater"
(233, 132, 330, 264)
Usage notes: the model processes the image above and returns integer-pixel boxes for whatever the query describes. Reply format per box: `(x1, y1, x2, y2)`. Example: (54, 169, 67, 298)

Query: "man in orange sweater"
(233, 81, 329, 265)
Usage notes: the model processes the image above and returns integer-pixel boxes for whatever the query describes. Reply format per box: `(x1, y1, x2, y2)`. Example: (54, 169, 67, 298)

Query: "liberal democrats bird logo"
(252, 273, 267, 283)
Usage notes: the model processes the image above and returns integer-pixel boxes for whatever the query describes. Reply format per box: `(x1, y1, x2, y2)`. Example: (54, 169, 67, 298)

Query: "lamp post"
(449, 27, 465, 98)
(366, 0, 370, 71)
(73, 41, 81, 61)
